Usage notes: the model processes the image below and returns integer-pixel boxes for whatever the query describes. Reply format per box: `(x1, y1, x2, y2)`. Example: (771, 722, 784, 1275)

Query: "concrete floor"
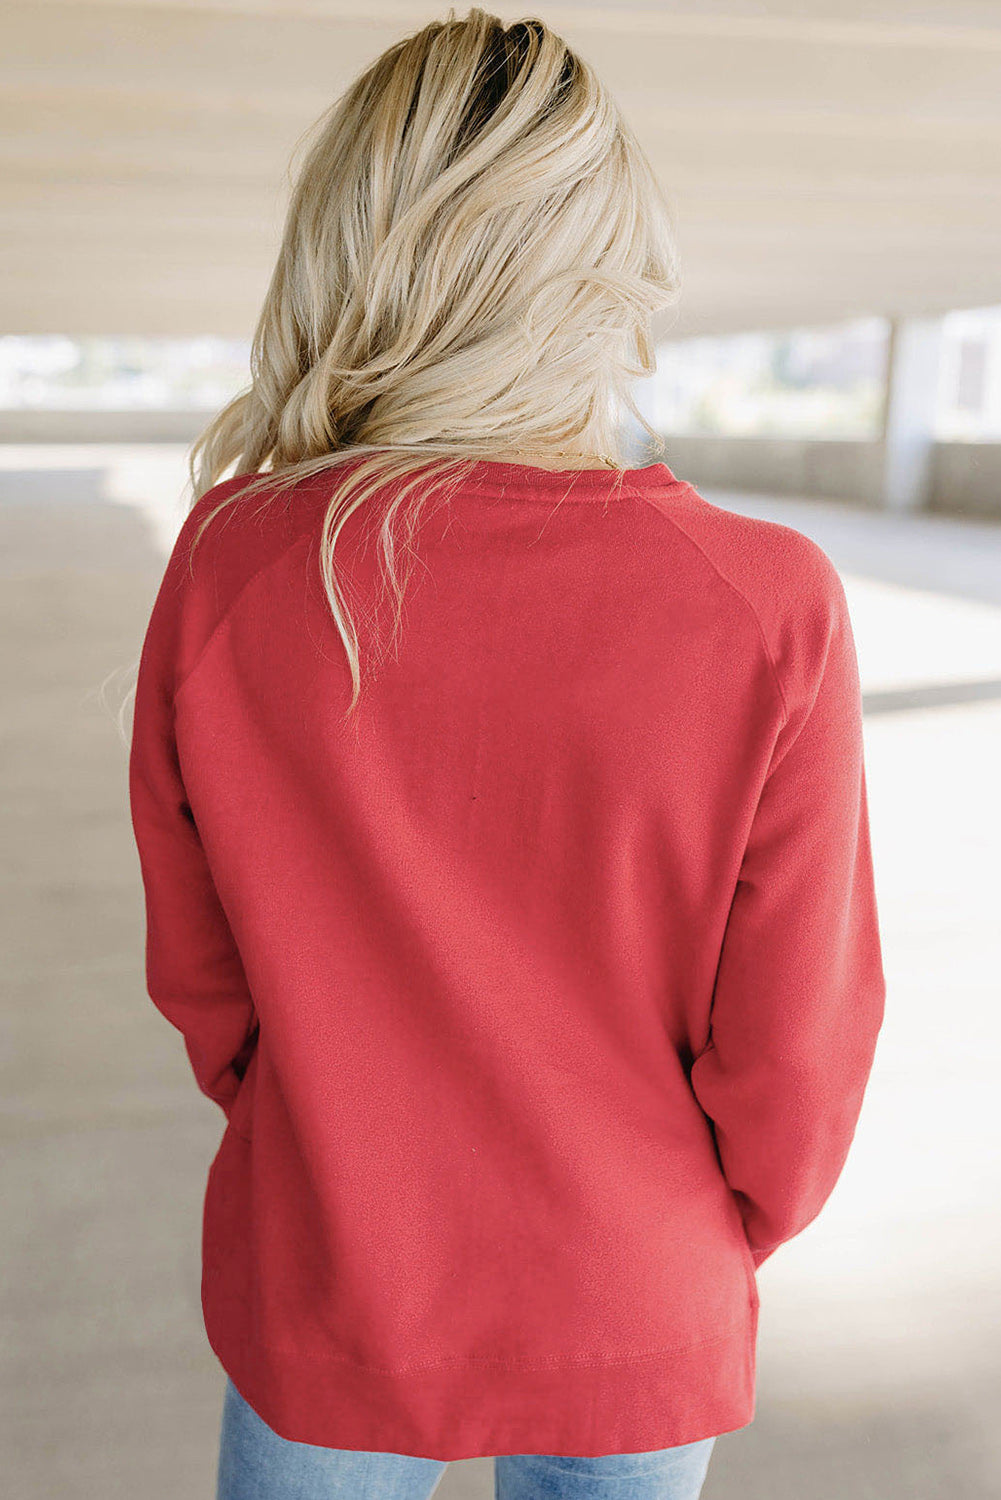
(2, 445, 999, 1500)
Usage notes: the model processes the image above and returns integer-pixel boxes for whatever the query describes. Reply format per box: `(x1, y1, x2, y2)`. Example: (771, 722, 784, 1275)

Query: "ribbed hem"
(283, 454, 681, 505)
(455, 458, 679, 500)
(203, 1305, 758, 1462)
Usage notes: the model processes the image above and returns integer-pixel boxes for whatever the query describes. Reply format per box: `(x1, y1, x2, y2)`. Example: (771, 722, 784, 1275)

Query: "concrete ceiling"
(4, 1, 1001, 341)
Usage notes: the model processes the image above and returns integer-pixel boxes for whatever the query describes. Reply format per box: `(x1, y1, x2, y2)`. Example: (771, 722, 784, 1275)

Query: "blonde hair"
(187, 6, 679, 717)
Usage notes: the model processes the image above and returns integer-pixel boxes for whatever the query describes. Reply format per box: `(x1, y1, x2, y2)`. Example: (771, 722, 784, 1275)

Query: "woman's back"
(129, 455, 885, 1460)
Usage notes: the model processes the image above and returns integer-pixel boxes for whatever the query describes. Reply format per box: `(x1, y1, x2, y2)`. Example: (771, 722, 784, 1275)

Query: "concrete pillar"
(881, 315, 946, 513)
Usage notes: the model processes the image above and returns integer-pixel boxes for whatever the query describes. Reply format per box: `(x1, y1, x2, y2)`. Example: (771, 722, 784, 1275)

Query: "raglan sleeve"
(128, 496, 259, 1122)
(690, 541, 886, 1269)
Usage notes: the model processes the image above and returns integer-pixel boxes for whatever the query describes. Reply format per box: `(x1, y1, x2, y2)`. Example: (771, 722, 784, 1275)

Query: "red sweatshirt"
(129, 456, 885, 1460)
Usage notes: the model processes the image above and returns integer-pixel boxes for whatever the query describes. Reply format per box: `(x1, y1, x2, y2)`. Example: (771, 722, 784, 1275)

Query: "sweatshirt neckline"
(456, 459, 679, 500)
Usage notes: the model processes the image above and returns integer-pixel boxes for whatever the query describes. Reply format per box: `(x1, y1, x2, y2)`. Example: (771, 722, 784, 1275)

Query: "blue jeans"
(217, 1376, 717, 1499)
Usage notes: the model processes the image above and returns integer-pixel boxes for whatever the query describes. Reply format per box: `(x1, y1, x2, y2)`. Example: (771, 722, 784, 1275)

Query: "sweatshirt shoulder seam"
(638, 491, 791, 725)
(172, 527, 314, 707)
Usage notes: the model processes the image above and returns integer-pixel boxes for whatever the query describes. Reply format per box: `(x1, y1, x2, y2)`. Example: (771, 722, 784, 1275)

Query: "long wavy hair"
(186, 6, 679, 717)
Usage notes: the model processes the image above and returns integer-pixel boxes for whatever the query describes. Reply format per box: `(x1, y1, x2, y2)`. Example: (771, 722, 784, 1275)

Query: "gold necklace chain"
(502, 448, 619, 469)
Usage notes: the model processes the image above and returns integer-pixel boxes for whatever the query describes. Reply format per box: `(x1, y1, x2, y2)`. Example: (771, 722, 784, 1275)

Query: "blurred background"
(2, 3, 1000, 1497)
